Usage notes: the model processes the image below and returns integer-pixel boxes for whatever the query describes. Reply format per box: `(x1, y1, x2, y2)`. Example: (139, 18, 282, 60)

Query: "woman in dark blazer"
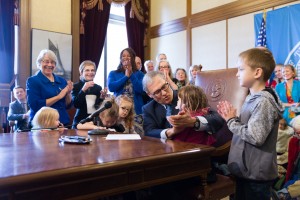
(71, 60, 107, 128)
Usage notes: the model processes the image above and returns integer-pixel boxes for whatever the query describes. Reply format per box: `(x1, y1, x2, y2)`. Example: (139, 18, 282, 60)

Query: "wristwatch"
(193, 117, 200, 130)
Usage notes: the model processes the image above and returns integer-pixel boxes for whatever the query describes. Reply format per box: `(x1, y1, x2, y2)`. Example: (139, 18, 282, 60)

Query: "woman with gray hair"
(71, 60, 107, 128)
(26, 49, 73, 127)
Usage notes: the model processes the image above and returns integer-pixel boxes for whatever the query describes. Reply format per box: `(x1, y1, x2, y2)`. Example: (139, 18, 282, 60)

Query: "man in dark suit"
(7, 86, 30, 131)
(142, 71, 224, 139)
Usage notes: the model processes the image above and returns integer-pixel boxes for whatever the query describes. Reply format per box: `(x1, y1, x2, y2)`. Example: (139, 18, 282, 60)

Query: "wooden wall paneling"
(71, 0, 80, 83)
(149, 17, 188, 39)
(19, 0, 31, 88)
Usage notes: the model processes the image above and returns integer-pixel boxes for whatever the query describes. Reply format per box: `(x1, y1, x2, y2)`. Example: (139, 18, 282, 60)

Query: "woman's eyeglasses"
(151, 82, 169, 97)
(42, 60, 56, 65)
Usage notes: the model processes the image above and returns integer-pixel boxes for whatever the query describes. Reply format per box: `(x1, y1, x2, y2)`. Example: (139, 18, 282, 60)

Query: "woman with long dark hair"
(107, 48, 144, 114)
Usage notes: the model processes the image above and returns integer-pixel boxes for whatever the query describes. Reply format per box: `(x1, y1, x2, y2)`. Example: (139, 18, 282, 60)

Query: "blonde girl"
(31, 107, 61, 129)
(115, 95, 136, 134)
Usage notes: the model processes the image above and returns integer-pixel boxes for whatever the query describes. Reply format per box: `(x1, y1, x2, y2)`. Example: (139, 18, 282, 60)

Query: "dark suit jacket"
(142, 91, 179, 138)
(142, 90, 225, 138)
(7, 100, 29, 130)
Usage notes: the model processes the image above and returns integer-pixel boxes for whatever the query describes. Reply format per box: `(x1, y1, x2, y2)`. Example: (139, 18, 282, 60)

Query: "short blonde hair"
(32, 107, 59, 129)
(283, 64, 297, 78)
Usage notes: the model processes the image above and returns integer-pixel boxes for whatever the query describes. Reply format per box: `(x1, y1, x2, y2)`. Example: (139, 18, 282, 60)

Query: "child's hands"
(217, 100, 237, 121)
(100, 87, 108, 99)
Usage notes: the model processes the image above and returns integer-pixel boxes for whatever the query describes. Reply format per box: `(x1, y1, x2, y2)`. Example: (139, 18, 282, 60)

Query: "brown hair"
(238, 48, 275, 81)
(157, 60, 174, 79)
(99, 97, 119, 120)
(115, 95, 135, 129)
(279, 118, 288, 130)
(178, 85, 208, 112)
(283, 64, 297, 78)
(13, 85, 25, 92)
(116, 47, 138, 72)
(175, 68, 188, 85)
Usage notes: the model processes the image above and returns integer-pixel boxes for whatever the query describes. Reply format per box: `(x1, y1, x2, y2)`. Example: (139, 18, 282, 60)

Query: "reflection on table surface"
(0, 129, 214, 179)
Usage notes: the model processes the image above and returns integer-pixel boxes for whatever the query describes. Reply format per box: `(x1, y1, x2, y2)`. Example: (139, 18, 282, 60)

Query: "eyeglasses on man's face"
(150, 82, 169, 97)
(42, 60, 56, 65)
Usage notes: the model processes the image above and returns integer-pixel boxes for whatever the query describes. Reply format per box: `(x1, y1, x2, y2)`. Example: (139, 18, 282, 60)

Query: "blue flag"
(255, 4, 300, 79)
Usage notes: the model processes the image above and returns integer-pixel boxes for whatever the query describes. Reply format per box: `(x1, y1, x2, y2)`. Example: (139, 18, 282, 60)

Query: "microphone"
(79, 101, 112, 124)
(17, 124, 73, 132)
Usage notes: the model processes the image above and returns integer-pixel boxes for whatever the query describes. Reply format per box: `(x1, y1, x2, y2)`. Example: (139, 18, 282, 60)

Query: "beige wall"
(192, 20, 226, 70)
(151, 0, 186, 27)
(151, 31, 187, 71)
(31, 0, 71, 34)
(150, 0, 300, 72)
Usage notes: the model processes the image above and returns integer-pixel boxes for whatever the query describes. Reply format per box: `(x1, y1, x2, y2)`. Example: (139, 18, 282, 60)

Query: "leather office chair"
(194, 68, 249, 200)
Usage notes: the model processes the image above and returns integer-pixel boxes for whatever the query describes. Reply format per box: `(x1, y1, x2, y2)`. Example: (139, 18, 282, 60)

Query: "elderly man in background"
(144, 60, 154, 73)
(135, 56, 142, 71)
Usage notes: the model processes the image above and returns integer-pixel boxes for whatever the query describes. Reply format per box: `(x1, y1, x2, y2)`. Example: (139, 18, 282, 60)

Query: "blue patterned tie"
(166, 105, 172, 128)
(166, 105, 172, 117)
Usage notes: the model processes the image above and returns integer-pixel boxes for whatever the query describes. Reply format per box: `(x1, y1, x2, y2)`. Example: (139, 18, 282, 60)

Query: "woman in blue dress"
(26, 49, 73, 126)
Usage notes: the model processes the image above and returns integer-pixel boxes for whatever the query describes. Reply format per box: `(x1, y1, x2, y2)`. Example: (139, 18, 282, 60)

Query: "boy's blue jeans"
(235, 177, 274, 200)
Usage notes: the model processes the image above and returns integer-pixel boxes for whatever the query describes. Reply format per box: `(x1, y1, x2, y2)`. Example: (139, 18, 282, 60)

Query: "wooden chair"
(194, 68, 248, 200)
(9, 120, 16, 133)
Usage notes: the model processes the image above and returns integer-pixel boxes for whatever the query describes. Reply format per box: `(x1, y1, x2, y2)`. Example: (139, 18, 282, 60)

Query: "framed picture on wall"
(31, 29, 72, 80)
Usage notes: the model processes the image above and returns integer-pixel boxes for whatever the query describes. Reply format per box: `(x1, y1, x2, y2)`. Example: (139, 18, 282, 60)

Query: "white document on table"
(106, 134, 141, 140)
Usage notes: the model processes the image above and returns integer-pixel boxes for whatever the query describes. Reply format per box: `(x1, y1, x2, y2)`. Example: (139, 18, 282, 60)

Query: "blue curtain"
(0, 0, 14, 84)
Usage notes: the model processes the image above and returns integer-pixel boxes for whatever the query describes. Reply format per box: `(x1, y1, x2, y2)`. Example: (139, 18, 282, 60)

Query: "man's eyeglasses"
(151, 82, 169, 97)
(42, 60, 56, 65)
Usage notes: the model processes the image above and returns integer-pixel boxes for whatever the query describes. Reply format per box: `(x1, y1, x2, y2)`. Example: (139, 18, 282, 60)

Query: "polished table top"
(0, 129, 215, 199)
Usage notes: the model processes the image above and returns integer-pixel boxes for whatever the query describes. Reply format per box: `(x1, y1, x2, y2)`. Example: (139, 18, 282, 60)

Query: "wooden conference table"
(0, 129, 215, 199)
